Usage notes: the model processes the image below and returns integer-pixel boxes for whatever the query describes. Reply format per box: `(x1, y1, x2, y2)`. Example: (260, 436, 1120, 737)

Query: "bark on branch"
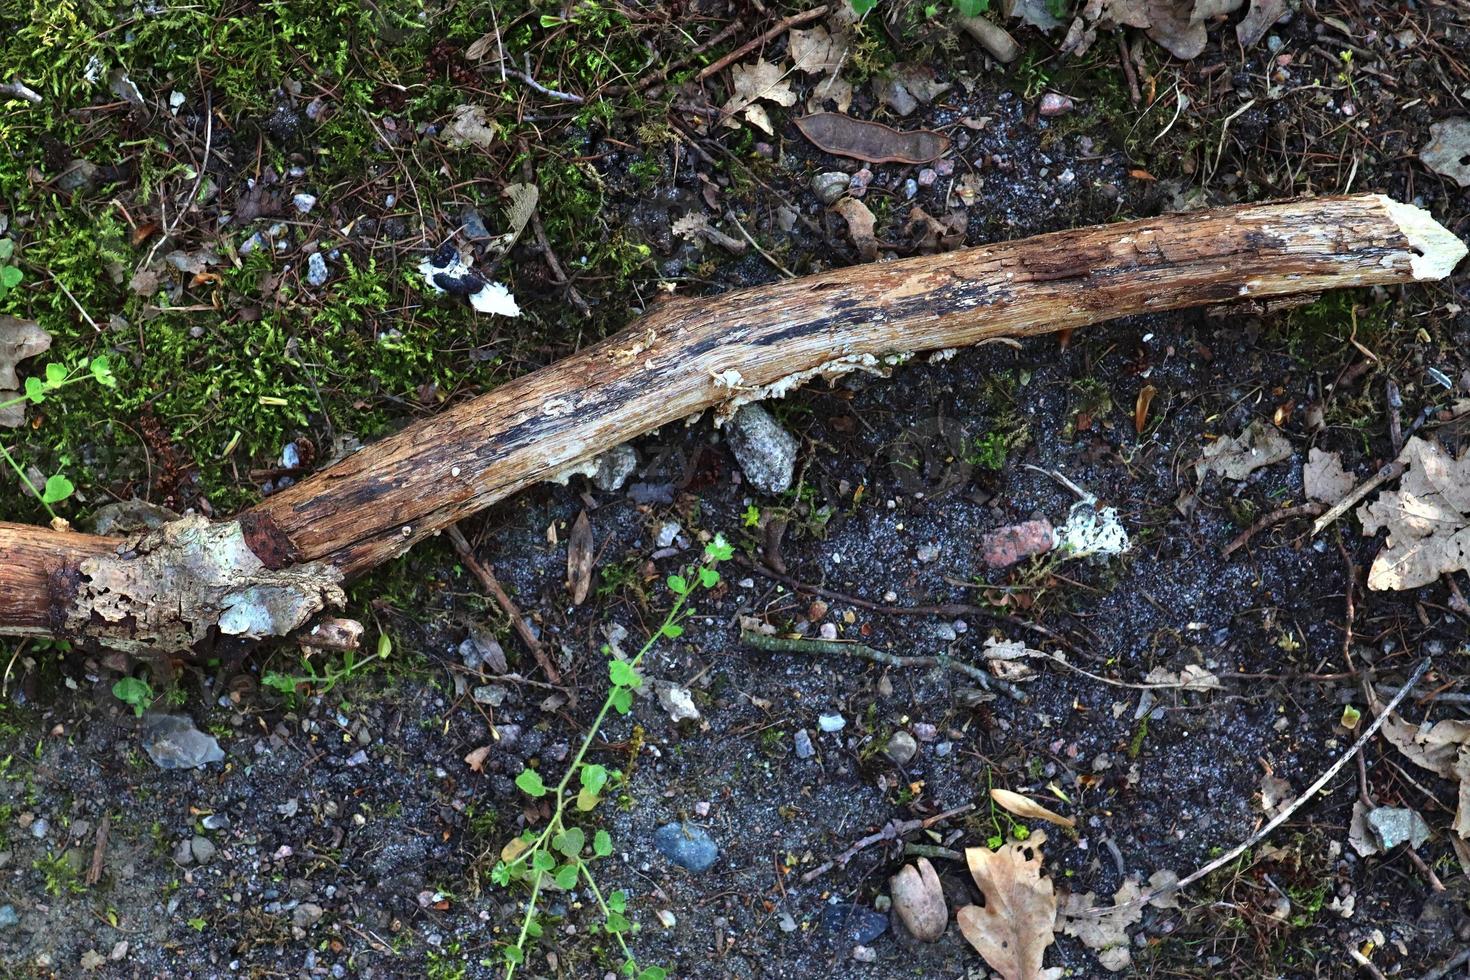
(1, 194, 1463, 653)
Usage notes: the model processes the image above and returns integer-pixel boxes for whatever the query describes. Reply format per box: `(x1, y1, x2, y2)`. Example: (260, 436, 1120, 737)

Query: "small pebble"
(292, 193, 317, 214)
(306, 252, 328, 286)
(190, 835, 217, 865)
(810, 171, 851, 205)
(794, 729, 815, 759)
(819, 623, 838, 640)
(1039, 92, 1074, 117)
(652, 822, 719, 873)
(29, 818, 48, 840)
(885, 731, 918, 765)
(917, 168, 937, 187)
(818, 712, 846, 733)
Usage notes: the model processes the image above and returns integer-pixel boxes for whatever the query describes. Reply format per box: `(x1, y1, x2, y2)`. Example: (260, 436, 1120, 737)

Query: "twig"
(801, 803, 974, 883)
(508, 56, 585, 103)
(447, 525, 561, 685)
(518, 157, 590, 316)
(1312, 460, 1405, 536)
(740, 630, 1027, 701)
(1222, 501, 1326, 556)
(1117, 33, 1141, 106)
(903, 843, 964, 861)
(696, 6, 829, 81)
(736, 557, 1082, 656)
(86, 813, 110, 886)
(1079, 656, 1433, 916)
(724, 210, 794, 278)
(1419, 948, 1470, 980)
(1386, 379, 1404, 456)
(0, 79, 42, 103)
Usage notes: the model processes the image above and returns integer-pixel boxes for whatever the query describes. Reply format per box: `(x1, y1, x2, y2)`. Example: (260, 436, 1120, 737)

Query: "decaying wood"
(0, 194, 1462, 654)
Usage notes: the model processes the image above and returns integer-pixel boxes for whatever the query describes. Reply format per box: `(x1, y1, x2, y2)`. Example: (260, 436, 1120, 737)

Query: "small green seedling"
(261, 629, 392, 702)
(493, 535, 733, 980)
(111, 676, 154, 717)
(0, 353, 116, 519)
(0, 239, 21, 300)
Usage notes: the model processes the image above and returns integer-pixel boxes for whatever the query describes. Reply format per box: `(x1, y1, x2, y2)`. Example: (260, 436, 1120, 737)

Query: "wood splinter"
(0, 195, 1462, 656)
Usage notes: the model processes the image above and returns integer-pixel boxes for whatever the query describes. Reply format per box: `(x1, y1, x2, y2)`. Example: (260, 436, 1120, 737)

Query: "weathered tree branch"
(1, 194, 1462, 653)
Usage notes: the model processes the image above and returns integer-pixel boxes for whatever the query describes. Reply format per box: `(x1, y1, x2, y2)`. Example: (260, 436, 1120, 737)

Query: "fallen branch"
(446, 524, 560, 684)
(0, 195, 1462, 652)
(801, 803, 974, 883)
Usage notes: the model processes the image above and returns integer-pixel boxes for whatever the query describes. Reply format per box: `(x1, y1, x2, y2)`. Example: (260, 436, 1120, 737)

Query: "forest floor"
(1, 1, 1469, 978)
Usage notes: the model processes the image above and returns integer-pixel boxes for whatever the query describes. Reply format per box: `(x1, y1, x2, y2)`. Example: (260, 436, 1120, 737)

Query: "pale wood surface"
(1, 194, 1462, 649)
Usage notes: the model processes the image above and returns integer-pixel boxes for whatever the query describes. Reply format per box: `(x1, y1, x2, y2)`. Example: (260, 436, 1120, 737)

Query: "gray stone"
(141, 713, 224, 770)
(810, 171, 851, 205)
(173, 838, 194, 865)
(794, 729, 815, 759)
(725, 404, 798, 495)
(88, 499, 179, 535)
(459, 206, 492, 241)
(292, 902, 325, 929)
(471, 685, 508, 707)
(201, 814, 231, 831)
(592, 444, 639, 492)
(818, 712, 846, 733)
(292, 193, 318, 214)
(29, 818, 48, 839)
(1367, 806, 1430, 850)
(821, 902, 889, 944)
(0, 905, 17, 930)
(306, 252, 328, 286)
(190, 836, 217, 865)
(653, 822, 719, 873)
(885, 731, 918, 765)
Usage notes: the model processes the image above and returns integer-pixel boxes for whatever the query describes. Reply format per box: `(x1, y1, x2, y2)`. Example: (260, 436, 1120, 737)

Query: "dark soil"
(2, 2, 1469, 979)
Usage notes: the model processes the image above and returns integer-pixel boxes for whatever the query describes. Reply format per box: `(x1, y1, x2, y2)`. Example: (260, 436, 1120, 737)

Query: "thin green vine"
(493, 534, 733, 979)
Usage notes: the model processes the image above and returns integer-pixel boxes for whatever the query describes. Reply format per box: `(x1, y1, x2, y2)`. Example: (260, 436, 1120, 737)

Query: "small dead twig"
(447, 525, 561, 685)
(801, 803, 974, 883)
(86, 813, 111, 886)
(1312, 460, 1406, 536)
(507, 56, 585, 103)
(1419, 948, 1470, 980)
(1117, 34, 1141, 106)
(696, 5, 829, 82)
(1080, 656, 1433, 917)
(741, 630, 1028, 701)
(1222, 501, 1326, 556)
(736, 557, 1082, 656)
(0, 79, 42, 103)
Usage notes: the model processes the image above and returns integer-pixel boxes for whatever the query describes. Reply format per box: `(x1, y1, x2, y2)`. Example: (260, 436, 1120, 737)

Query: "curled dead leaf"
(990, 788, 1076, 829)
(1134, 384, 1156, 435)
(464, 744, 492, 772)
(1303, 447, 1354, 504)
(1194, 419, 1292, 481)
(795, 112, 950, 165)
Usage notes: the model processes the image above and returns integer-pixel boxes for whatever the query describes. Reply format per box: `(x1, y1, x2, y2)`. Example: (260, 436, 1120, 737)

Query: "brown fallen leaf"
(990, 788, 1076, 829)
(1358, 436, 1470, 590)
(795, 112, 950, 165)
(1235, 0, 1286, 47)
(464, 744, 492, 772)
(956, 834, 1061, 980)
(1303, 447, 1354, 504)
(721, 59, 797, 135)
(1258, 771, 1292, 819)
(488, 182, 539, 257)
(787, 26, 846, 75)
(567, 509, 594, 605)
(1055, 879, 1144, 972)
(1194, 419, 1292, 481)
(1372, 701, 1470, 838)
(0, 316, 51, 429)
(832, 196, 878, 262)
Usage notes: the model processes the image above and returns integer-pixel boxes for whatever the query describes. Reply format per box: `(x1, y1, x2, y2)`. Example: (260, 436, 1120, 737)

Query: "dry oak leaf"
(832, 196, 878, 262)
(1056, 878, 1145, 972)
(1303, 447, 1354, 504)
(0, 316, 51, 429)
(1194, 418, 1292, 481)
(1358, 437, 1470, 590)
(721, 59, 797, 135)
(956, 833, 1063, 980)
